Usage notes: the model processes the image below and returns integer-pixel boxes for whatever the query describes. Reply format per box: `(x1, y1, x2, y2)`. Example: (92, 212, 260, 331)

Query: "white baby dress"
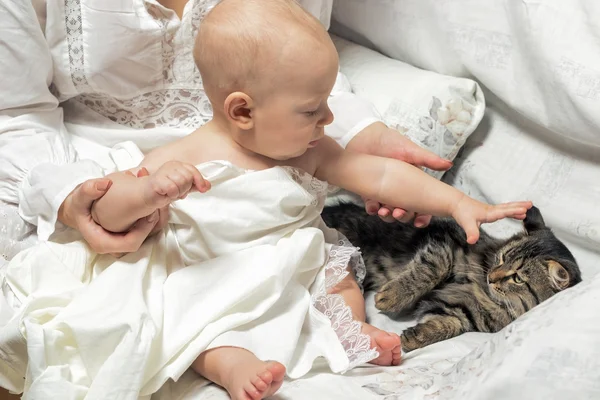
(1, 143, 377, 399)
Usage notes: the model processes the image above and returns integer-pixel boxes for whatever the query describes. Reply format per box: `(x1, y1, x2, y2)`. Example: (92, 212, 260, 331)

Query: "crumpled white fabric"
(1, 145, 376, 398)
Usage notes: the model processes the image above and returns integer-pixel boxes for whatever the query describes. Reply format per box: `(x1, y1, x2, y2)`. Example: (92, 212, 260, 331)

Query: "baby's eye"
(304, 110, 319, 117)
(512, 274, 524, 284)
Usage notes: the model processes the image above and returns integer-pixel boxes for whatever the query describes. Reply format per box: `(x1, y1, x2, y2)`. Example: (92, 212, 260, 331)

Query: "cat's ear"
(547, 260, 570, 290)
(524, 206, 546, 233)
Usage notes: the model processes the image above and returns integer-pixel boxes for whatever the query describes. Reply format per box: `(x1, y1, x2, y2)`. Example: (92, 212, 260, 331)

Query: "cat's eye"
(512, 274, 524, 284)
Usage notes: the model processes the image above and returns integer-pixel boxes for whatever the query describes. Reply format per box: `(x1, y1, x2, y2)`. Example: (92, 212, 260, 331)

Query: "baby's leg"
(192, 346, 286, 400)
(329, 270, 402, 366)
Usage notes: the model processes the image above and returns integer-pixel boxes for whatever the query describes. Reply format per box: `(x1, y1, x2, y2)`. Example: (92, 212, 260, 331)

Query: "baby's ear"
(224, 92, 254, 130)
(547, 260, 570, 290)
(524, 206, 546, 234)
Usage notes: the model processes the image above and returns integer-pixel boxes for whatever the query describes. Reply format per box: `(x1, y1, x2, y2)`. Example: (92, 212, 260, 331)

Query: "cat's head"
(487, 206, 581, 316)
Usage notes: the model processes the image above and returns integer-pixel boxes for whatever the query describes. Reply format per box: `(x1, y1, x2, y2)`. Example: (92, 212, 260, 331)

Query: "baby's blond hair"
(194, 0, 329, 109)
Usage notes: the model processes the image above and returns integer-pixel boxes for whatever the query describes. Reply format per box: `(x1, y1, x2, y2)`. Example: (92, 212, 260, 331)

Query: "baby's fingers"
(183, 164, 210, 193)
(484, 201, 533, 222)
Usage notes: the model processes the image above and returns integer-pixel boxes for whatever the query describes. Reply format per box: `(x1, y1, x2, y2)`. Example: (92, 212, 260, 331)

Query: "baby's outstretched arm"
(92, 161, 209, 233)
(315, 138, 531, 244)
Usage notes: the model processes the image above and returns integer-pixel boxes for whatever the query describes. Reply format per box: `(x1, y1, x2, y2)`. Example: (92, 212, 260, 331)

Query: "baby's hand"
(143, 161, 210, 208)
(452, 196, 533, 244)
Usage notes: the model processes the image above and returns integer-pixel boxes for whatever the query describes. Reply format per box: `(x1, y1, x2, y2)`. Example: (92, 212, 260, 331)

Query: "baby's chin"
(268, 148, 310, 161)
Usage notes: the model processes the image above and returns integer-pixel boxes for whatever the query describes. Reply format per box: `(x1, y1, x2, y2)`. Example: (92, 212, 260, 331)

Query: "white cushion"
(332, 35, 485, 179)
(331, 0, 600, 147)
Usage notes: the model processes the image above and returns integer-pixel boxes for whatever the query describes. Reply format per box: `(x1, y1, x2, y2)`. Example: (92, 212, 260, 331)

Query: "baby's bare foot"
(192, 347, 286, 400)
(362, 323, 402, 366)
(224, 355, 286, 400)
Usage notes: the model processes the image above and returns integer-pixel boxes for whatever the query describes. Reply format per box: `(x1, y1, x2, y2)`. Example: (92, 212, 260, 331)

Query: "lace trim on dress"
(282, 167, 367, 289)
(340, 235, 367, 292)
(67, 0, 218, 128)
(282, 167, 377, 369)
(284, 166, 329, 207)
(312, 241, 379, 371)
(65, 0, 92, 92)
(73, 90, 214, 129)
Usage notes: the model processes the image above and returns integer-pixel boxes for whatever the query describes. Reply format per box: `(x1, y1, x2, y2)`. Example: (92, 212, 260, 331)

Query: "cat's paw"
(400, 326, 426, 352)
(374, 280, 415, 313)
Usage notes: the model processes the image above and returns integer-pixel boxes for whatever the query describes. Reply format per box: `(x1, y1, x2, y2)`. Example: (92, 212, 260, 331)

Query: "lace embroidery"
(65, 0, 92, 92)
(67, 0, 219, 128)
(75, 90, 214, 129)
(338, 236, 367, 291)
(283, 167, 329, 207)
(281, 167, 376, 367)
(282, 167, 367, 289)
(313, 243, 378, 370)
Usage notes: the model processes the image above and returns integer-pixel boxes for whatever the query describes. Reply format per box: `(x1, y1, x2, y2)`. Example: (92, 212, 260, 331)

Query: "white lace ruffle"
(283, 166, 376, 369)
(284, 166, 329, 207)
(283, 166, 367, 290)
(341, 235, 367, 292)
(312, 240, 378, 371)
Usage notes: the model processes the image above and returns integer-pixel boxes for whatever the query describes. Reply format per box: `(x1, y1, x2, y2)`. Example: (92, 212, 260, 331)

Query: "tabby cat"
(322, 203, 581, 352)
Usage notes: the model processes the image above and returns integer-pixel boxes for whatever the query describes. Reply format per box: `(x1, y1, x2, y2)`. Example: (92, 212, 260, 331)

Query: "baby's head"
(194, 0, 339, 160)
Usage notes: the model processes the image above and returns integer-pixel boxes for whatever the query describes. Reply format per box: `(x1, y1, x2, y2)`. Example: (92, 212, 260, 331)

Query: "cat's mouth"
(487, 279, 506, 301)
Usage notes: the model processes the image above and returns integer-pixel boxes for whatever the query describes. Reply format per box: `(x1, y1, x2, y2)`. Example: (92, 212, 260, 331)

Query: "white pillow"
(332, 34, 485, 179)
(331, 0, 600, 147)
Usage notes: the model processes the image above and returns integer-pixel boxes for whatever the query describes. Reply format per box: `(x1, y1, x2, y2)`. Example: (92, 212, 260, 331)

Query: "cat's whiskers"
(500, 294, 517, 318)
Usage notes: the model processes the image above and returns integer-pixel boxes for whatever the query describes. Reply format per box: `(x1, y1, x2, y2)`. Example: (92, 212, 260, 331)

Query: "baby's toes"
(392, 346, 402, 366)
(252, 375, 269, 392)
(257, 369, 274, 385)
(243, 382, 263, 400)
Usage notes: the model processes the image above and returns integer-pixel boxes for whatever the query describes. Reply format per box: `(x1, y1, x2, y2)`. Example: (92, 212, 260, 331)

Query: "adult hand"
(345, 121, 453, 226)
(58, 174, 167, 255)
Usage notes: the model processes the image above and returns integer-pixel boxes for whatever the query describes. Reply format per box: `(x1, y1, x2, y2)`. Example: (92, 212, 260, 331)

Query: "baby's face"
(248, 46, 339, 160)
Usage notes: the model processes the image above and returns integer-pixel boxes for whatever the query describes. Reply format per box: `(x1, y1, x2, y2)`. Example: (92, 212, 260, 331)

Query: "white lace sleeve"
(0, 0, 104, 240)
(325, 71, 382, 148)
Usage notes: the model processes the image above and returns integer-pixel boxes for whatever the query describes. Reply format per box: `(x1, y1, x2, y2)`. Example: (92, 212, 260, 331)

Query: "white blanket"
(1, 151, 377, 398)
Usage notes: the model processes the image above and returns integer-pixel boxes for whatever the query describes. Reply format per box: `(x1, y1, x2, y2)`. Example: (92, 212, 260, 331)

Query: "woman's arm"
(0, 0, 99, 238)
(0, 1, 159, 253)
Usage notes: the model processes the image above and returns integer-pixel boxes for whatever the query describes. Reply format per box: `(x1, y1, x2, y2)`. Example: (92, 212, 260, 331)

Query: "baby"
(88, 0, 531, 399)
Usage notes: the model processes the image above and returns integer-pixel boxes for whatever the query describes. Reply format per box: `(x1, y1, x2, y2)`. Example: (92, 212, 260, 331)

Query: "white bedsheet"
(3, 1, 600, 398)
